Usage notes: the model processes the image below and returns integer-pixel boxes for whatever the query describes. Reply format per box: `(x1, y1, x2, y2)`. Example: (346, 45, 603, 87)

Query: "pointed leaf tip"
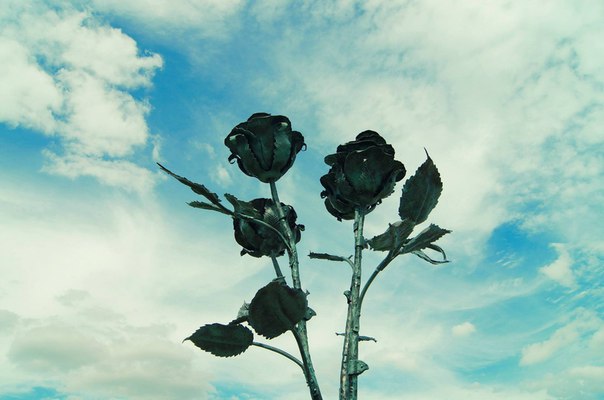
(158, 164, 226, 209)
(186, 323, 253, 357)
(401, 224, 451, 264)
(399, 153, 442, 224)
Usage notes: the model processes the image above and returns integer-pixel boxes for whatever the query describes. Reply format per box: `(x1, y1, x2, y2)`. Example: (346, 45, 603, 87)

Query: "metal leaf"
(308, 252, 350, 262)
(224, 193, 262, 219)
(248, 281, 308, 339)
(398, 151, 442, 224)
(367, 219, 415, 252)
(401, 224, 451, 254)
(411, 248, 450, 264)
(157, 163, 226, 209)
(185, 323, 253, 358)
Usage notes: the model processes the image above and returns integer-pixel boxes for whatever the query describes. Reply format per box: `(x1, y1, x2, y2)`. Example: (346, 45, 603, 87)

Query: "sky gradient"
(1, 1, 603, 399)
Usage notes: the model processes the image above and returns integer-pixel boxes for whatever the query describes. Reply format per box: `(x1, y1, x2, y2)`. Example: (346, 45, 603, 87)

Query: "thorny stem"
(269, 181, 323, 400)
(269, 182, 302, 289)
(339, 210, 365, 400)
(252, 342, 304, 370)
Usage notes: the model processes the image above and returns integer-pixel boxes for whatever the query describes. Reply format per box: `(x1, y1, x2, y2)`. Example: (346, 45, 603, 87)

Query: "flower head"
(225, 113, 305, 183)
(233, 198, 303, 257)
(320, 131, 406, 220)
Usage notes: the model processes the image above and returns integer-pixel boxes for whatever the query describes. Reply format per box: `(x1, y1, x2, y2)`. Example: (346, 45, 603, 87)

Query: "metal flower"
(320, 130, 406, 220)
(225, 113, 305, 183)
(233, 198, 303, 257)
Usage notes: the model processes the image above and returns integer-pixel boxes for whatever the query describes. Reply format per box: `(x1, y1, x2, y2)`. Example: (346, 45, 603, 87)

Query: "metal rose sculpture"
(225, 112, 305, 183)
(233, 198, 303, 258)
(320, 130, 406, 220)
(159, 113, 451, 400)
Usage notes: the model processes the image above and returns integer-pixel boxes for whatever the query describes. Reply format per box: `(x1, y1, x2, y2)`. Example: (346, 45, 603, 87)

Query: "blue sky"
(1, 1, 603, 399)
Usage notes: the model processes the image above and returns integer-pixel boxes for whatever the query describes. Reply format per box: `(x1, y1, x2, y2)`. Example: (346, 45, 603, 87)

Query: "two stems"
(268, 185, 391, 400)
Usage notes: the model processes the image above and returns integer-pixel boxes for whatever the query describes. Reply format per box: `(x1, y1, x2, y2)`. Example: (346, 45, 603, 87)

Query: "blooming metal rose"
(320, 130, 406, 220)
(225, 113, 305, 183)
(233, 198, 303, 257)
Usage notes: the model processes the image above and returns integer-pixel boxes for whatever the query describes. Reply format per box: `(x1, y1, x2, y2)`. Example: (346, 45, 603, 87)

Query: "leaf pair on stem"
(185, 281, 307, 357)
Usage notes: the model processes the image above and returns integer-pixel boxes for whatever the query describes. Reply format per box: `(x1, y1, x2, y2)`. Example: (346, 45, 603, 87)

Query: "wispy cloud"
(81, 0, 244, 39)
(540, 244, 577, 289)
(452, 321, 476, 337)
(0, 1, 162, 193)
(0, 178, 266, 399)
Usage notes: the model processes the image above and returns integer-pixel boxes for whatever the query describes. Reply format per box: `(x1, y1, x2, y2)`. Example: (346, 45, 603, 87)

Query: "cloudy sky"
(1, 1, 603, 399)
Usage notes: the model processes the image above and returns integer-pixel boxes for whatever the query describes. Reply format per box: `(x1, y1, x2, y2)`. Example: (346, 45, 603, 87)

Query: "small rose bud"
(233, 198, 303, 257)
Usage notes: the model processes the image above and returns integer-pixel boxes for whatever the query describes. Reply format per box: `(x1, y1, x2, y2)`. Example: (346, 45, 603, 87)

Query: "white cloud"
(15, 7, 162, 88)
(0, 310, 19, 335)
(8, 324, 105, 372)
(0, 2, 162, 192)
(520, 324, 579, 366)
(68, 335, 207, 400)
(520, 310, 602, 366)
(540, 244, 577, 288)
(0, 37, 62, 133)
(526, 365, 604, 399)
(57, 69, 151, 157)
(452, 322, 476, 337)
(212, 164, 233, 186)
(359, 384, 554, 400)
(82, 0, 244, 40)
(56, 289, 91, 307)
(42, 151, 158, 194)
(4, 314, 211, 400)
(0, 177, 303, 399)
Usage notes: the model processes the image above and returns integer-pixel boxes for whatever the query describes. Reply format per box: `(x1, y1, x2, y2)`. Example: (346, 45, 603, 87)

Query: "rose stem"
(269, 181, 323, 400)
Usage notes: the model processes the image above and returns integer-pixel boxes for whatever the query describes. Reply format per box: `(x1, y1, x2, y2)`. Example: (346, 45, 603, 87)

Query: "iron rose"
(225, 113, 305, 183)
(233, 198, 303, 257)
(320, 131, 406, 220)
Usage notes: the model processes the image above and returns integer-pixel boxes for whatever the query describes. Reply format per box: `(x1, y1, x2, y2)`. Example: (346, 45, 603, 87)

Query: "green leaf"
(308, 252, 350, 262)
(401, 224, 451, 255)
(224, 193, 262, 219)
(412, 246, 450, 264)
(188, 201, 231, 215)
(185, 323, 253, 357)
(398, 151, 442, 224)
(248, 281, 308, 339)
(367, 219, 415, 252)
(157, 163, 226, 209)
